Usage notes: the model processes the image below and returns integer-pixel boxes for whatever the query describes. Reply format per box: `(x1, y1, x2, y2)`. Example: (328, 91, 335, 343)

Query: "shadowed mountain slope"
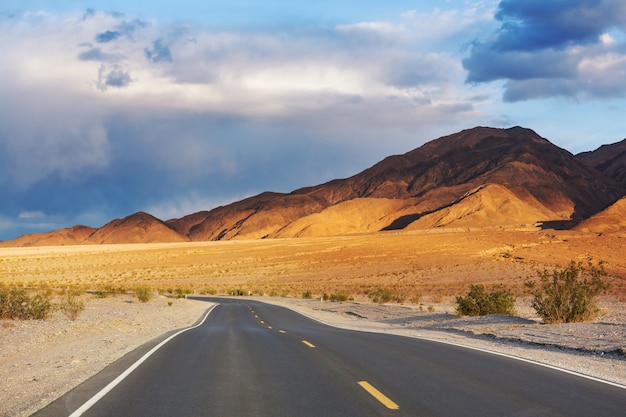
(574, 197, 626, 234)
(577, 138, 626, 187)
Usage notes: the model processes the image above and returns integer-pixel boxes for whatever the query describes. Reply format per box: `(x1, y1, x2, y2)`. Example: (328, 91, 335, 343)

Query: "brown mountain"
(85, 212, 188, 244)
(171, 126, 623, 240)
(0, 225, 96, 247)
(4, 126, 626, 246)
(577, 138, 626, 187)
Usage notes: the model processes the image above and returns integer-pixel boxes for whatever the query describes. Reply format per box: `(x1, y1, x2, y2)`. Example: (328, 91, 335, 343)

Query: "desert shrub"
(368, 287, 406, 304)
(455, 284, 516, 317)
(28, 294, 53, 320)
(0, 287, 53, 320)
(323, 293, 350, 302)
(526, 261, 609, 323)
(58, 289, 85, 321)
(135, 286, 152, 303)
(200, 287, 217, 295)
(174, 287, 192, 298)
(302, 290, 313, 299)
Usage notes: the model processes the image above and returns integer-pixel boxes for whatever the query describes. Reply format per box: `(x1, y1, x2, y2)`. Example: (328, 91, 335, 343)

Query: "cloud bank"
(463, 0, 626, 101)
(1, 2, 625, 240)
(0, 6, 494, 239)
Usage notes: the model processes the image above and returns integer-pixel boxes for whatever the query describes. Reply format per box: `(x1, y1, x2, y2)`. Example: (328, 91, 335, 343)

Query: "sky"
(1, 0, 626, 240)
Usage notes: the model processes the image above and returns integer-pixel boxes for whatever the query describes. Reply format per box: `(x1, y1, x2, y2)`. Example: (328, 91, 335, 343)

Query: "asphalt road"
(35, 297, 625, 416)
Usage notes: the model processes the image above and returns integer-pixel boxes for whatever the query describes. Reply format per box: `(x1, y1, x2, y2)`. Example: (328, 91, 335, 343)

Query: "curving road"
(34, 297, 625, 416)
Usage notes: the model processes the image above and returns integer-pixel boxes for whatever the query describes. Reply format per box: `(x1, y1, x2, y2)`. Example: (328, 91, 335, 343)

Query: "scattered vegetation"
(0, 286, 52, 320)
(455, 284, 516, 317)
(526, 261, 609, 323)
(367, 287, 406, 304)
(174, 287, 193, 298)
(302, 290, 313, 299)
(323, 293, 351, 302)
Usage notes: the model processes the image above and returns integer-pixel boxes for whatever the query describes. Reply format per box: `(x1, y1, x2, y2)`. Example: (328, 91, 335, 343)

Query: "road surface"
(34, 297, 625, 416)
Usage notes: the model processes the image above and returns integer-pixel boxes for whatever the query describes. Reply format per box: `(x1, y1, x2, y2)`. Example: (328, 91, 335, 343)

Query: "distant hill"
(0, 225, 96, 247)
(85, 212, 189, 244)
(3, 126, 625, 246)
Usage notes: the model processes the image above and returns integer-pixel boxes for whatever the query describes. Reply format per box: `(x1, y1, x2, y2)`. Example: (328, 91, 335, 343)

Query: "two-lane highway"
(34, 298, 625, 416)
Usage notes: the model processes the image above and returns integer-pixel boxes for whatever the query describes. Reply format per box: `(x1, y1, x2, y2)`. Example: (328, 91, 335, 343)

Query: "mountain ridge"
(3, 126, 625, 246)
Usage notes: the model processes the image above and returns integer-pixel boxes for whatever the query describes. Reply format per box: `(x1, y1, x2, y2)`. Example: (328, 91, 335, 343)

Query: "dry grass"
(1, 229, 624, 302)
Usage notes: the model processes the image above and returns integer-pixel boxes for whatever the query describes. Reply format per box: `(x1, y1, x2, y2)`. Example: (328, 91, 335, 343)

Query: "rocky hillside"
(577, 138, 626, 187)
(3, 126, 625, 246)
(169, 126, 624, 240)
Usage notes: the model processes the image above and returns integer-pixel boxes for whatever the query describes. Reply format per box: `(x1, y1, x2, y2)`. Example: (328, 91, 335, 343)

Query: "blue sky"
(1, 0, 626, 240)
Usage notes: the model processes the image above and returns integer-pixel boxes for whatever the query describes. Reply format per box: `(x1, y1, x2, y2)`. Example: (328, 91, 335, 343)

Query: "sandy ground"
(1, 295, 624, 417)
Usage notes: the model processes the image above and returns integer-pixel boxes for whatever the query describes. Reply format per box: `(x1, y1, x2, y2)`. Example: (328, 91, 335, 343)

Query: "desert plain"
(1, 228, 625, 416)
(1, 228, 625, 299)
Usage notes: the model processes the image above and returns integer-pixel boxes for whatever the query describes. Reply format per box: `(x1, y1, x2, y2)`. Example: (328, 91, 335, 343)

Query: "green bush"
(58, 289, 85, 321)
(455, 284, 516, 317)
(302, 290, 313, 299)
(174, 287, 192, 298)
(526, 261, 609, 323)
(0, 287, 53, 320)
(368, 287, 406, 304)
(135, 286, 152, 303)
(323, 293, 350, 302)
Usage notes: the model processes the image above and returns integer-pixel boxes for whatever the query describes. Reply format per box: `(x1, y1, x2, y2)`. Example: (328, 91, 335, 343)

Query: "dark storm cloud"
(145, 39, 172, 62)
(492, 0, 626, 51)
(463, 0, 626, 100)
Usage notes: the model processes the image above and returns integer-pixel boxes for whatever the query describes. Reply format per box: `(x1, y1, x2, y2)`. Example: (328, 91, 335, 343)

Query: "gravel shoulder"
(1, 295, 624, 417)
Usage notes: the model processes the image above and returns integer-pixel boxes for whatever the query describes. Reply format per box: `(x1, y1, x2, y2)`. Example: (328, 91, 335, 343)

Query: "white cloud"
(600, 33, 616, 45)
(18, 211, 47, 219)
(0, 8, 483, 134)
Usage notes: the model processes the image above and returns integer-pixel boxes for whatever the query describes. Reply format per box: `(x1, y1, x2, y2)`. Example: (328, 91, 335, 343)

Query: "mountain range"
(4, 126, 626, 247)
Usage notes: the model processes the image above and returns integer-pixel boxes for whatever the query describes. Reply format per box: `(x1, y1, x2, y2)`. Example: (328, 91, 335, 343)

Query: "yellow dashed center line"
(358, 381, 400, 410)
(267, 326, 272, 329)
(302, 340, 316, 348)
(279, 330, 286, 334)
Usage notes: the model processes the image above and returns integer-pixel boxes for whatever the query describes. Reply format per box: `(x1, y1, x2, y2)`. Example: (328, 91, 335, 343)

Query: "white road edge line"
(68, 303, 219, 417)
(262, 301, 626, 391)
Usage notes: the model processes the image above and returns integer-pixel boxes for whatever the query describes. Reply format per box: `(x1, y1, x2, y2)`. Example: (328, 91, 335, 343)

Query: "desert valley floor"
(1, 228, 625, 416)
(1, 229, 624, 299)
